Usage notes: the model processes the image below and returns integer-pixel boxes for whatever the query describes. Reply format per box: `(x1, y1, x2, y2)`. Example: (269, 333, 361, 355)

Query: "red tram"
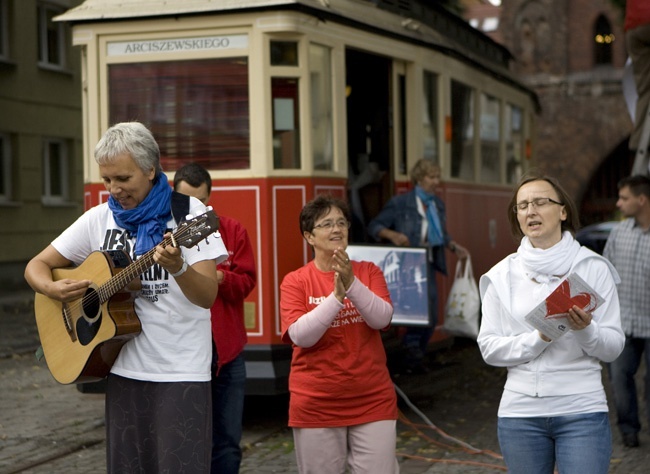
(58, 0, 538, 394)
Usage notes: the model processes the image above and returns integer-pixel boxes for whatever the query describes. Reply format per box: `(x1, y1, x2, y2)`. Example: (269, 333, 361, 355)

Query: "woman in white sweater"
(477, 172, 624, 474)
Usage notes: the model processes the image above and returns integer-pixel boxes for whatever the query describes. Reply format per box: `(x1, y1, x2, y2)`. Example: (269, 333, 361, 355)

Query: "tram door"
(345, 49, 393, 243)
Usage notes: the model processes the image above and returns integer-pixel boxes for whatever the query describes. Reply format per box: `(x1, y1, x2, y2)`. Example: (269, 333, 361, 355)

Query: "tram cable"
(393, 382, 508, 471)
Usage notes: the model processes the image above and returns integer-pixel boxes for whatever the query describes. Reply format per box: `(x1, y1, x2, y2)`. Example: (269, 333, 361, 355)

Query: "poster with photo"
(346, 244, 431, 327)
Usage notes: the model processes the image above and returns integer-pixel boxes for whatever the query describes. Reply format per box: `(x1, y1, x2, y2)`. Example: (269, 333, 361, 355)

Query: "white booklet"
(524, 273, 605, 340)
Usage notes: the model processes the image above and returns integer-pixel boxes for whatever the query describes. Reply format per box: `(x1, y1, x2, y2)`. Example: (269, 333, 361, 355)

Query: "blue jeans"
(211, 353, 246, 474)
(497, 413, 612, 474)
(608, 336, 650, 435)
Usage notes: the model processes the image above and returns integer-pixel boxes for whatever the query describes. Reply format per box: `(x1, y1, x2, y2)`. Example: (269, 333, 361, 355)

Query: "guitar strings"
(60, 216, 213, 320)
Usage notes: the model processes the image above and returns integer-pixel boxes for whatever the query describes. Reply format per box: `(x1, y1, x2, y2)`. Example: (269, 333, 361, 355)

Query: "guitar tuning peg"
(206, 205, 213, 212)
(185, 213, 193, 221)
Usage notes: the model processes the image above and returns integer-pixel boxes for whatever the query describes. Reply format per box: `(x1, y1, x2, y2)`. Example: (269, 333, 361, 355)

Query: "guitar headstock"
(173, 207, 220, 249)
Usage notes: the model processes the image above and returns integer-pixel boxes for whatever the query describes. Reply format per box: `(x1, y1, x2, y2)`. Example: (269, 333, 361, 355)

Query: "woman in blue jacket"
(368, 159, 468, 373)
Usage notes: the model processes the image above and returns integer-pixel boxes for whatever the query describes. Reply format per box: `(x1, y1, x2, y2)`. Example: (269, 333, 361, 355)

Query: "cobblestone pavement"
(2, 289, 650, 473)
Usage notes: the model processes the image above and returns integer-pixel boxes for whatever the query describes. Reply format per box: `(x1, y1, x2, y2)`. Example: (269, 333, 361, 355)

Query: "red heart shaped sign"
(544, 280, 596, 319)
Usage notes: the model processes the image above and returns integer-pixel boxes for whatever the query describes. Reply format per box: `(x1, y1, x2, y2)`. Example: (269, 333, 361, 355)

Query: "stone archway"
(578, 138, 634, 225)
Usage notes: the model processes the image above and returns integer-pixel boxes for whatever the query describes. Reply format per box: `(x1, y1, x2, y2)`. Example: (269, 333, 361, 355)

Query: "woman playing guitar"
(24, 122, 227, 473)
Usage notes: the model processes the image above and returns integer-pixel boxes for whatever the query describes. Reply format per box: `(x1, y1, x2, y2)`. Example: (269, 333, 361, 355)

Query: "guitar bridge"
(61, 303, 77, 342)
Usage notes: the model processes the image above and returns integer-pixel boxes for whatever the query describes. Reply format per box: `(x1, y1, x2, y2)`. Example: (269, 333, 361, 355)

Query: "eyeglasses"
(513, 197, 563, 214)
(312, 219, 351, 231)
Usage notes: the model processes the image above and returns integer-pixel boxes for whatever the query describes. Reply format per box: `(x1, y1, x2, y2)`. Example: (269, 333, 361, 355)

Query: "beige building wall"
(0, 0, 83, 278)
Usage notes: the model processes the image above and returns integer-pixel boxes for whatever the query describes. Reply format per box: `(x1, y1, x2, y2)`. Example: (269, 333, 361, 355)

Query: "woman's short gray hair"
(94, 122, 163, 174)
(410, 159, 440, 184)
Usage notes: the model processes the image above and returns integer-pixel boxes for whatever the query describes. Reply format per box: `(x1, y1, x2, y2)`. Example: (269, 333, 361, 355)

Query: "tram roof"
(56, 0, 539, 108)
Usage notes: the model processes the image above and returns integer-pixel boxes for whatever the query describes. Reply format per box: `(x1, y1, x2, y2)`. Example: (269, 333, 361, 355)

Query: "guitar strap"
(170, 191, 190, 226)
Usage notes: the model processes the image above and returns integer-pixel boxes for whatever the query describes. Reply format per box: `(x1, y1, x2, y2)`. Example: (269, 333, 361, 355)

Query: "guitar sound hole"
(77, 287, 102, 346)
(82, 287, 100, 320)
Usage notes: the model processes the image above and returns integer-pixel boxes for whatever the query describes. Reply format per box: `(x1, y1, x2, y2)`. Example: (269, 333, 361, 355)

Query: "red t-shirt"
(280, 260, 398, 428)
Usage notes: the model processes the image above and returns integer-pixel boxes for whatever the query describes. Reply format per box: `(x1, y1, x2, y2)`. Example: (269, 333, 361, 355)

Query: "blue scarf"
(415, 185, 444, 247)
(108, 173, 172, 256)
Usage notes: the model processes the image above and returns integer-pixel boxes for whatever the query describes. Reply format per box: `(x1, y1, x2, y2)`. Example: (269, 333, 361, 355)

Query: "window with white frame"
(450, 80, 475, 181)
(0, 0, 8, 61)
(422, 71, 439, 165)
(109, 58, 250, 171)
(272, 77, 301, 170)
(271, 40, 301, 170)
(505, 104, 524, 184)
(479, 93, 501, 183)
(0, 133, 11, 202)
(42, 138, 69, 203)
(37, 2, 66, 69)
(309, 43, 333, 171)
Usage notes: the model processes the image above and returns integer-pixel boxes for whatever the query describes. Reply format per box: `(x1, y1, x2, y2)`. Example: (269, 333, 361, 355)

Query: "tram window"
(272, 77, 301, 169)
(271, 41, 299, 66)
(450, 80, 475, 181)
(422, 71, 439, 164)
(398, 74, 407, 176)
(479, 93, 500, 184)
(37, 3, 66, 69)
(310, 44, 333, 171)
(505, 104, 524, 184)
(108, 58, 250, 171)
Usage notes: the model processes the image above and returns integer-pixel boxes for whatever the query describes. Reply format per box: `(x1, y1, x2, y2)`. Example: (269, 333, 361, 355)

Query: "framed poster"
(346, 244, 431, 327)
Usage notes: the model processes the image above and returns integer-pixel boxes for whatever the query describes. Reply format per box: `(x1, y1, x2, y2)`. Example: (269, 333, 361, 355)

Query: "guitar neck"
(92, 208, 218, 304)
(97, 236, 171, 303)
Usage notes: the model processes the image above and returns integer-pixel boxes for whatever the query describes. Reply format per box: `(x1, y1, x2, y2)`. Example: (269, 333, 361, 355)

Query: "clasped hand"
(332, 247, 353, 302)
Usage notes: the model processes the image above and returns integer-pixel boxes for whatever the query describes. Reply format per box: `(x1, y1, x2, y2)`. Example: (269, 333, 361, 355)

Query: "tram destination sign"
(107, 34, 248, 57)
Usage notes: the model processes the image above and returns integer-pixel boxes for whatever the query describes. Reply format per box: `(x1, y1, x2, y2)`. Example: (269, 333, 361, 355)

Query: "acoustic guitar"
(34, 209, 219, 385)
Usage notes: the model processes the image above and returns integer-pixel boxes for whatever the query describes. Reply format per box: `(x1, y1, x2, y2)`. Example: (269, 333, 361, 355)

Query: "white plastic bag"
(443, 256, 480, 339)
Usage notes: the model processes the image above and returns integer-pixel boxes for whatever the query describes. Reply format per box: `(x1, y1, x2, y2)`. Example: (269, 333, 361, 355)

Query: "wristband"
(170, 259, 188, 277)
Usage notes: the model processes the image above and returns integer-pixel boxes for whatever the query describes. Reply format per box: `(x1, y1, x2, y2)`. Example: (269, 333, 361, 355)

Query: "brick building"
(498, 0, 632, 224)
